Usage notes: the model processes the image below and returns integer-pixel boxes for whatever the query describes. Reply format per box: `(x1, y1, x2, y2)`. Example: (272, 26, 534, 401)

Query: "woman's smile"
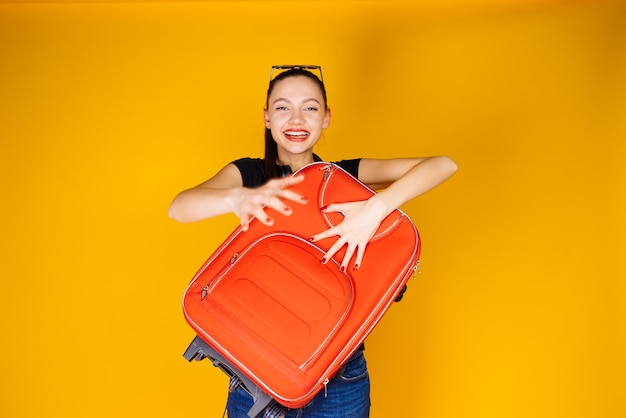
(283, 129, 310, 142)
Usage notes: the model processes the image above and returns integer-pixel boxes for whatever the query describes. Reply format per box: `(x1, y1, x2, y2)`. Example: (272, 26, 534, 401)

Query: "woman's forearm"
(369, 156, 458, 216)
(168, 169, 308, 226)
(168, 186, 243, 223)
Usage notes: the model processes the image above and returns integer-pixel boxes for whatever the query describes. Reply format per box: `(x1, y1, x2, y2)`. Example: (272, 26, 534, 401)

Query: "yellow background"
(1, 1, 625, 417)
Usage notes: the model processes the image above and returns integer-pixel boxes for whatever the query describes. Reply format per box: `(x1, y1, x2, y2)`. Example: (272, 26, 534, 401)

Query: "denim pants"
(226, 350, 370, 418)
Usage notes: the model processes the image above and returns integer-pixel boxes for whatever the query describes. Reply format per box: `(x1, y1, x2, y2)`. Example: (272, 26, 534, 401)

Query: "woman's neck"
(276, 152, 315, 172)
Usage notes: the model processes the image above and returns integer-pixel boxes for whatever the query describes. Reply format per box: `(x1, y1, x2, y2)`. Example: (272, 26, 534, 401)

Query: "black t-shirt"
(231, 154, 360, 187)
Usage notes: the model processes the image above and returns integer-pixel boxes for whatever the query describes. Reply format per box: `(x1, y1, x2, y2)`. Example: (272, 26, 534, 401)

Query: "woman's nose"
(289, 110, 304, 123)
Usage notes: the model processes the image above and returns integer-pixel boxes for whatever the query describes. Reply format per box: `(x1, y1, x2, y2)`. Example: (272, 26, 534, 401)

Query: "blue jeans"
(226, 350, 370, 418)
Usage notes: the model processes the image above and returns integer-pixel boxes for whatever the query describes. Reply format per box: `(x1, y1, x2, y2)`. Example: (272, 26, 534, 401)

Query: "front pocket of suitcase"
(202, 233, 354, 370)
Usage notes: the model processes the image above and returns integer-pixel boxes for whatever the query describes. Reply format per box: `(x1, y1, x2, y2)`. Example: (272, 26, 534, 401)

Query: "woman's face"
(264, 75, 331, 158)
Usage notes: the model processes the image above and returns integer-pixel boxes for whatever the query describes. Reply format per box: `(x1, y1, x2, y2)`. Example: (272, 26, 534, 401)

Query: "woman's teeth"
(285, 131, 308, 138)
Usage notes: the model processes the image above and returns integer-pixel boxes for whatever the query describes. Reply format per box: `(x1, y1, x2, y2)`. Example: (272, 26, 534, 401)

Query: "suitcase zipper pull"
(322, 165, 333, 180)
(323, 378, 329, 397)
(413, 261, 421, 279)
(201, 253, 240, 301)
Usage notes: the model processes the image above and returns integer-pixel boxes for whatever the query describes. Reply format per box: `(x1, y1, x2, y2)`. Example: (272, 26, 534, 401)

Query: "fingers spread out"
(237, 174, 308, 230)
(320, 237, 365, 273)
(310, 200, 385, 271)
(282, 174, 305, 188)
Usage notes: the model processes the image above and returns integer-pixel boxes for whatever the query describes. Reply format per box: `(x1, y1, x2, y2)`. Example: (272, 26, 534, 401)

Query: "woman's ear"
(263, 108, 270, 129)
(323, 107, 332, 129)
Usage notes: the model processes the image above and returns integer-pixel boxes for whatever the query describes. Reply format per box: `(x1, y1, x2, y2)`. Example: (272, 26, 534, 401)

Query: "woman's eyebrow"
(271, 97, 321, 105)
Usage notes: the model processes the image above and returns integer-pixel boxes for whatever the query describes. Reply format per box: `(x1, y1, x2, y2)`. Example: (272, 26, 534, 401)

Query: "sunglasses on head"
(270, 65, 324, 84)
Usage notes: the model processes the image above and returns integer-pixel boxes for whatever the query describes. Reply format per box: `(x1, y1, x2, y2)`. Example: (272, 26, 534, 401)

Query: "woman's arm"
(311, 156, 457, 270)
(359, 156, 458, 214)
(168, 163, 308, 230)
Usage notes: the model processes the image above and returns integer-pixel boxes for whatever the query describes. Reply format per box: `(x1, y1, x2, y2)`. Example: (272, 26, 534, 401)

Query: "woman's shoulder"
(332, 158, 361, 179)
(231, 157, 263, 165)
(230, 157, 265, 188)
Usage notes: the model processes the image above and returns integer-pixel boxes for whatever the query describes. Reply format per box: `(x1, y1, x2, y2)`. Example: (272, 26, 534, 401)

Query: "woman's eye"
(275, 106, 288, 111)
(305, 106, 318, 111)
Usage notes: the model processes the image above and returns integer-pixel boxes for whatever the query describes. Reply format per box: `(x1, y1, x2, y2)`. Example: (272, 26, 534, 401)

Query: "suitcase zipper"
(201, 252, 240, 300)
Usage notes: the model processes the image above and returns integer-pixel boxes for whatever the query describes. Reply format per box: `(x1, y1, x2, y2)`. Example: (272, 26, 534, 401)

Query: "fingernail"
(340, 266, 346, 273)
(320, 257, 327, 264)
(320, 206, 328, 211)
(308, 237, 314, 242)
(353, 264, 360, 271)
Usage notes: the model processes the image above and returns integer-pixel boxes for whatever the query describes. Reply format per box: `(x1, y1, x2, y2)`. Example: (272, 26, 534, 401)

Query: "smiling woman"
(264, 68, 332, 172)
(168, 65, 457, 417)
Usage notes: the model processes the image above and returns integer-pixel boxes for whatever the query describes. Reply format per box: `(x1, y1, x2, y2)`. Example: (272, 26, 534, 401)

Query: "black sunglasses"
(270, 65, 324, 84)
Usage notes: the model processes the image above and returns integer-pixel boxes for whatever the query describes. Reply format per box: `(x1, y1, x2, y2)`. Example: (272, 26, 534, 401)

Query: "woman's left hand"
(309, 196, 389, 271)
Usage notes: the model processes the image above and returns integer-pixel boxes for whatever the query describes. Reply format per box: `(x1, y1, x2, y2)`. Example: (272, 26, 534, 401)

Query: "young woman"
(169, 66, 457, 417)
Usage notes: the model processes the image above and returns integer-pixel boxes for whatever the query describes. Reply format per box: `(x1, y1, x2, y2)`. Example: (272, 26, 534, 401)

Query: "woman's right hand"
(169, 164, 308, 225)
(231, 174, 308, 231)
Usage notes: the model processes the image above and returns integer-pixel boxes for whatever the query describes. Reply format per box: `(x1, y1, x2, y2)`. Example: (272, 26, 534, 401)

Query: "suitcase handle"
(183, 336, 284, 418)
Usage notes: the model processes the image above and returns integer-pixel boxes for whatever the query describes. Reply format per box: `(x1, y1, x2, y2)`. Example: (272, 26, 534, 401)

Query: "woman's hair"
(263, 68, 328, 180)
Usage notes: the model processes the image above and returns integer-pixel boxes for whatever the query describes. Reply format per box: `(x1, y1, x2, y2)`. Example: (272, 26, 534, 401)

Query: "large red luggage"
(182, 162, 420, 417)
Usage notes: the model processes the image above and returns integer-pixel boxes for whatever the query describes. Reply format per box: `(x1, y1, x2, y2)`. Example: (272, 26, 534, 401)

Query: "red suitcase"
(182, 162, 420, 417)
